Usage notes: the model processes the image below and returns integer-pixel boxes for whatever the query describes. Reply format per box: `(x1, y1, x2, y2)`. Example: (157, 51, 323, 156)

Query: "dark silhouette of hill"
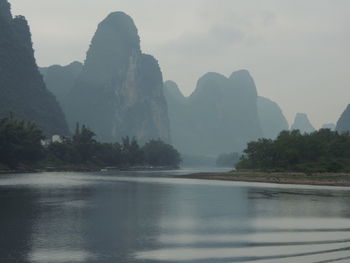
(0, 0, 69, 135)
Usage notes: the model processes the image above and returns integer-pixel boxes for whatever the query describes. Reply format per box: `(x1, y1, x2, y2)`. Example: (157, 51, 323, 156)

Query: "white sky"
(10, 0, 350, 128)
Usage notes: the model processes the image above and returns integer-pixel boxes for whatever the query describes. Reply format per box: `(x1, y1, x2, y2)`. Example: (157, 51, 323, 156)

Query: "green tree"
(142, 139, 181, 167)
(0, 118, 44, 168)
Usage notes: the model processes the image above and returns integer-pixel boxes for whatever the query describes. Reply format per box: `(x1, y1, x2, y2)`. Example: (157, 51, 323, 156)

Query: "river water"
(0, 168, 350, 263)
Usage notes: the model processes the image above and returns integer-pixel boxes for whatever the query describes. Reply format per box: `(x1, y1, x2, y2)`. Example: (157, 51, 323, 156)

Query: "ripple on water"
(135, 217, 350, 263)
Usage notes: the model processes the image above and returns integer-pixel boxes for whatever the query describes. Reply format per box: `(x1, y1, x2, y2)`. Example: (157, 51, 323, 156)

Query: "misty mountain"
(0, 0, 69, 135)
(43, 12, 170, 143)
(257, 96, 289, 139)
(291, 113, 315, 133)
(336, 104, 350, 133)
(164, 70, 263, 156)
(40, 61, 83, 119)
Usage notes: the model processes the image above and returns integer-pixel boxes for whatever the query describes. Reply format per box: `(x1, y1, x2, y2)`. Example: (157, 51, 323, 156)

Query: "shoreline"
(177, 171, 350, 187)
(0, 165, 179, 175)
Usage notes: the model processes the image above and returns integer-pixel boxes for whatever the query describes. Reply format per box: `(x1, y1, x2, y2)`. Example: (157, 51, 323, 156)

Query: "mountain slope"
(0, 0, 68, 135)
(258, 96, 289, 139)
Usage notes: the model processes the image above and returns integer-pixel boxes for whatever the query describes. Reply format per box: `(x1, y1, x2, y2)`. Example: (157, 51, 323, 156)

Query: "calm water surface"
(0, 168, 350, 263)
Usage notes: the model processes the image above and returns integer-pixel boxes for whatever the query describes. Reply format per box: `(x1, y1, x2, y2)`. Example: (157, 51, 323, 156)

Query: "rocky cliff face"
(291, 113, 315, 133)
(0, 0, 69, 135)
(336, 104, 350, 133)
(62, 12, 170, 142)
(258, 97, 289, 139)
(164, 70, 263, 156)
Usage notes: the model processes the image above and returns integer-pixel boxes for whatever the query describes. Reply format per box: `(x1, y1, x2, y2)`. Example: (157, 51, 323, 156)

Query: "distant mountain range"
(4, 0, 347, 158)
(164, 70, 289, 156)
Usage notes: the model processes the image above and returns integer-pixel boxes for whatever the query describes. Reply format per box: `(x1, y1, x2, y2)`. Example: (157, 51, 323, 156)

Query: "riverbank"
(0, 165, 179, 175)
(177, 171, 350, 187)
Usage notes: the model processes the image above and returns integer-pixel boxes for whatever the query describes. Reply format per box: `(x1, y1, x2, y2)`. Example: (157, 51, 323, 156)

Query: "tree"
(236, 129, 350, 172)
(0, 118, 44, 168)
(142, 139, 181, 167)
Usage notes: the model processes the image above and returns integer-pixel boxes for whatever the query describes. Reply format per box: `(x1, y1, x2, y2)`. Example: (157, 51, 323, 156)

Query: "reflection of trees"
(0, 188, 37, 263)
(84, 182, 165, 262)
(27, 186, 96, 262)
(247, 187, 350, 218)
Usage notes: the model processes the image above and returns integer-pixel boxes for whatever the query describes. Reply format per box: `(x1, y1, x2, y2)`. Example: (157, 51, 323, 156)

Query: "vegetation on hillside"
(237, 129, 350, 173)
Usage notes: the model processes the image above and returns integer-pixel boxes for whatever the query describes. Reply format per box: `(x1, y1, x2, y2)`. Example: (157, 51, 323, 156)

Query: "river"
(0, 168, 350, 263)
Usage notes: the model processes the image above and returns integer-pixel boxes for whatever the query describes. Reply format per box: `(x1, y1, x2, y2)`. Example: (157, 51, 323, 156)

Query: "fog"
(10, 0, 350, 128)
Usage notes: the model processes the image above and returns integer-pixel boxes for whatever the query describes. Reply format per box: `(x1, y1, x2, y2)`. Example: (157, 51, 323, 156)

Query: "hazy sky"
(10, 0, 350, 128)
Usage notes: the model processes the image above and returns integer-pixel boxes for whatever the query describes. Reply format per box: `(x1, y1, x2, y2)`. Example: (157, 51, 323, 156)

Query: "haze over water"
(1, 170, 350, 263)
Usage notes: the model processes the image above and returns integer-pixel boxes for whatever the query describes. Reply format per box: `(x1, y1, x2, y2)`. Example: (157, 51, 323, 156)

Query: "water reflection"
(0, 188, 37, 263)
(0, 171, 350, 263)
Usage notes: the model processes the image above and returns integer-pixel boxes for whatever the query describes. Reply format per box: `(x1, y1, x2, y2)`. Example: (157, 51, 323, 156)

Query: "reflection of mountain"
(165, 70, 263, 156)
(2, 173, 350, 262)
(85, 180, 165, 261)
(0, 188, 35, 262)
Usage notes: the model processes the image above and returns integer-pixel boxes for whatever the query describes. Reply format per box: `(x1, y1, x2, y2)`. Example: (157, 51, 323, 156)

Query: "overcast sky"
(10, 0, 350, 128)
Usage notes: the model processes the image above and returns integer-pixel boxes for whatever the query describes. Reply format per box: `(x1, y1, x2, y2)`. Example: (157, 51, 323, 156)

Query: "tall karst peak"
(93, 11, 140, 51)
(56, 12, 170, 143)
(164, 81, 186, 102)
(0, 0, 69, 135)
(291, 113, 315, 133)
(164, 70, 262, 156)
(336, 104, 350, 133)
(0, 0, 12, 22)
(83, 12, 141, 84)
(230, 69, 257, 97)
(190, 72, 229, 102)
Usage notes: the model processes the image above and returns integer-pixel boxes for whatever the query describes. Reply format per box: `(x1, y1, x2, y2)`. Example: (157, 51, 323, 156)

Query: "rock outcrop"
(291, 113, 315, 133)
(257, 97, 289, 139)
(336, 104, 350, 133)
(53, 12, 170, 143)
(0, 0, 69, 135)
(164, 70, 263, 156)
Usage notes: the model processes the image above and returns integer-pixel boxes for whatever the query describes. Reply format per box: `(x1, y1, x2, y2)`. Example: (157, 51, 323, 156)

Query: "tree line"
(0, 118, 181, 171)
(237, 129, 350, 173)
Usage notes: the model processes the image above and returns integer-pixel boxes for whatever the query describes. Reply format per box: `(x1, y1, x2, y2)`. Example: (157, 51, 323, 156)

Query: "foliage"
(0, 118, 181, 170)
(0, 118, 44, 168)
(237, 129, 350, 173)
(143, 139, 181, 167)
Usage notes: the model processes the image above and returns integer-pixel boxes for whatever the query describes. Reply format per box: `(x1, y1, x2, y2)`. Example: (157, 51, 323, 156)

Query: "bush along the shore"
(0, 118, 45, 170)
(0, 118, 181, 171)
(237, 129, 350, 173)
